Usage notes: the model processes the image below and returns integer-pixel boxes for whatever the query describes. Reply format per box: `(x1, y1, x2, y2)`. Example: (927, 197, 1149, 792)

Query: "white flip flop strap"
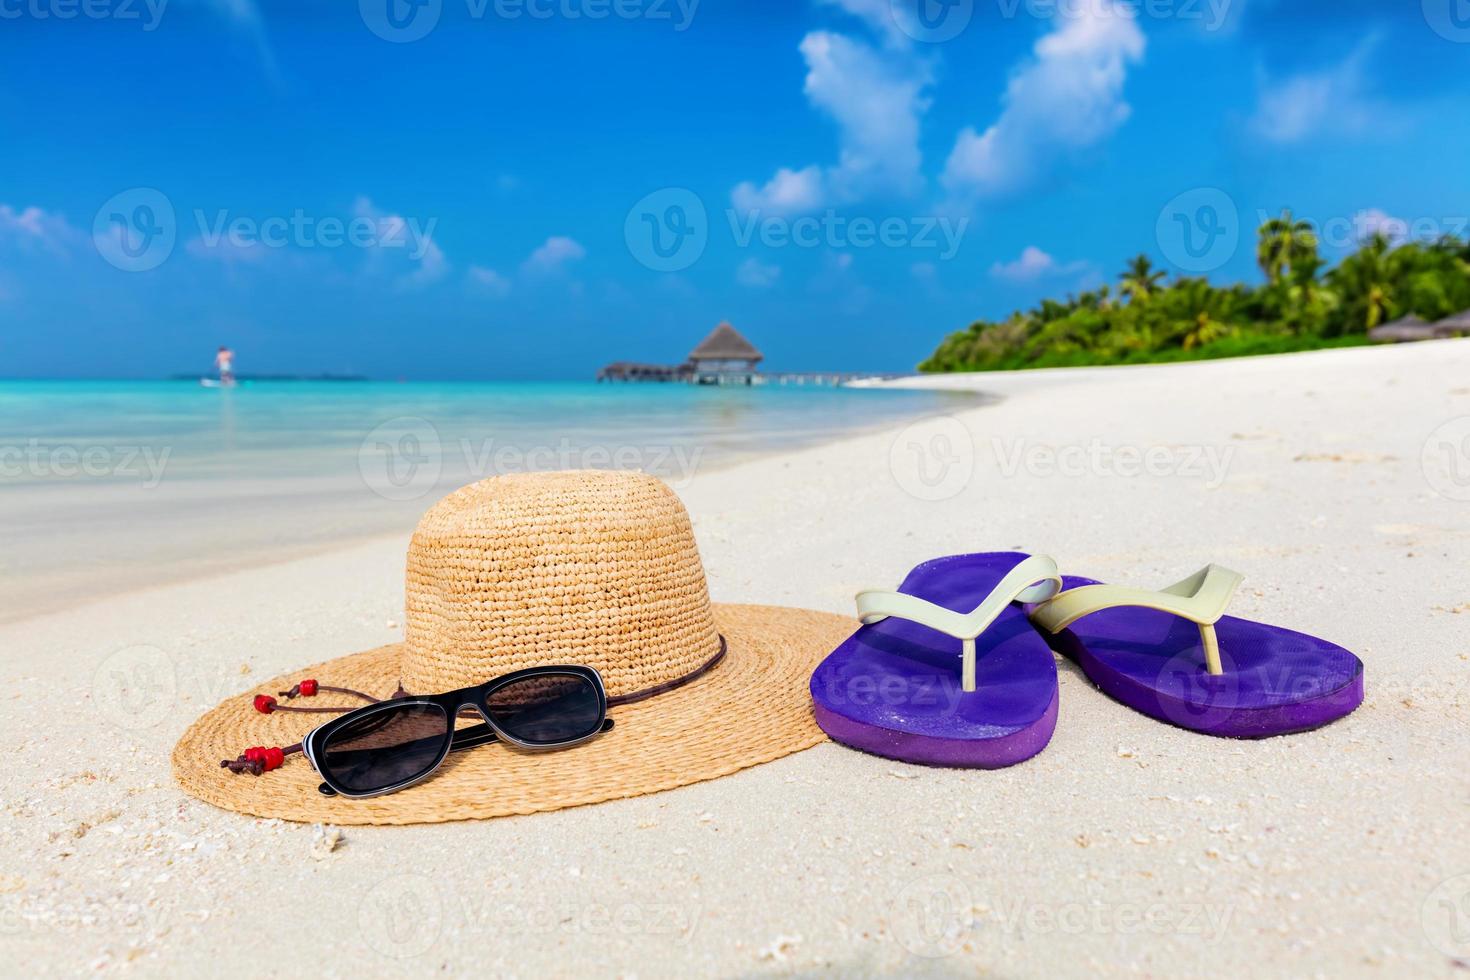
(1028, 564, 1245, 676)
(855, 555, 1063, 694)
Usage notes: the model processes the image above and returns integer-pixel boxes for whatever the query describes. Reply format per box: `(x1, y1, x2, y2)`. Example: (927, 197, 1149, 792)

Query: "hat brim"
(171, 604, 853, 825)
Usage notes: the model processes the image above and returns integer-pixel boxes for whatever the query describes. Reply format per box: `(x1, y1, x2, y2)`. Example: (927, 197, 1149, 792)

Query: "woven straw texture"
(171, 471, 853, 825)
(401, 470, 719, 696)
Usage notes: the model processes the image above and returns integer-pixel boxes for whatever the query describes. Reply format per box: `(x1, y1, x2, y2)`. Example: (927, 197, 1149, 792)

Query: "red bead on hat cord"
(221, 744, 298, 775)
(223, 679, 403, 776)
(251, 678, 382, 716)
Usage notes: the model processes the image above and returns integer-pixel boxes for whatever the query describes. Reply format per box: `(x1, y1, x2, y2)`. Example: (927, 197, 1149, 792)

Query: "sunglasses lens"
(321, 702, 450, 794)
(485, 672, 603, 745)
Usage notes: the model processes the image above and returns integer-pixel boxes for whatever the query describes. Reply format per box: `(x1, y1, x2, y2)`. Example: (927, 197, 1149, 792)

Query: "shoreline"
(8, 335, 1456, 626)
(3, 339, 1468, 976)
(0, 385, 986, 626)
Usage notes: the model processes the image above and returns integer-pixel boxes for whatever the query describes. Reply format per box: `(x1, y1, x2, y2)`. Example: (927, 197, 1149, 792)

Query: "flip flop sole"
(809, 553, 1060, 768)
(813, 686, 1058, 768)
(1037, 575, 1364, 738)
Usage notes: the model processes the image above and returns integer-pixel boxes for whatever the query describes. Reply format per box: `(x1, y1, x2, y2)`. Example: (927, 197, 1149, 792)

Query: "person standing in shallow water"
(214, 345, 236, 386)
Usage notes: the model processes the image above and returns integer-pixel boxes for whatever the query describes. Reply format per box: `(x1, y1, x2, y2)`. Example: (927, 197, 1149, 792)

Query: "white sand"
(2, 340, 1468, 976)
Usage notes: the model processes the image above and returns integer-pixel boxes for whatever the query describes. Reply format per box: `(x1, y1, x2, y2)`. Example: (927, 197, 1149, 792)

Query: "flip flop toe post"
(810, 553, 1063, 768)
(1028, 565, 1364, 738)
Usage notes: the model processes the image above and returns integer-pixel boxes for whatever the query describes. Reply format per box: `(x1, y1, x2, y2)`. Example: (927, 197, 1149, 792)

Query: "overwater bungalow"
(597, 321, 765, 385)
(687, 322, 764, 385)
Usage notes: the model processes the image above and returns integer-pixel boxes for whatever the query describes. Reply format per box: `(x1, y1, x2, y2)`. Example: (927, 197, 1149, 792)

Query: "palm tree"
(1326, 233, 1393, 334)
(1285, 252, 1332, 334)
(1257, 210, 1318, 285)
(1119, 253, 1166, 303)
(1181, 311, 1228, 350)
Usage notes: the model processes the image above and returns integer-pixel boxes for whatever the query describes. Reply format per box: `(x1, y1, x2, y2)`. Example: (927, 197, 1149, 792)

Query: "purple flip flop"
(1027, 565, 1364, 738)
(809, 553, 1064, 768)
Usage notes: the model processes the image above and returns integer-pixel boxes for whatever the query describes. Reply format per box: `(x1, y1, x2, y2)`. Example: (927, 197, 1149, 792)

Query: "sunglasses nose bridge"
(455, 700, 496, 729)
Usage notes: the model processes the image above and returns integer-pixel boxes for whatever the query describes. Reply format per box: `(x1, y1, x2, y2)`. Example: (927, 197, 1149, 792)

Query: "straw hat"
(171, 470, 851, 825)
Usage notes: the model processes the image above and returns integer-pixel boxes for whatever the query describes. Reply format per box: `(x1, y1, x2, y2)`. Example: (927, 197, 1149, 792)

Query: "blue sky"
(1, 0, 1466, 379)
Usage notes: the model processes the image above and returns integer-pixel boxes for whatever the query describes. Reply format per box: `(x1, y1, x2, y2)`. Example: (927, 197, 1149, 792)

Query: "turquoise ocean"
(0, 380, 979, 619)
(0, 380, 976, 483)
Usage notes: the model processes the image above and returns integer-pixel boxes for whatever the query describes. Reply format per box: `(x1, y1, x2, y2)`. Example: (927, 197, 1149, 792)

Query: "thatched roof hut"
(689, 322, 763, 366)
(1433, 309, 1470, 337)
(1369, 314, 1436, 343)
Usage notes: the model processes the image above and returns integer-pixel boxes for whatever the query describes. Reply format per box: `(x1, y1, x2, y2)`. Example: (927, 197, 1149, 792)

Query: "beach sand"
(2, 340, 1467, 976)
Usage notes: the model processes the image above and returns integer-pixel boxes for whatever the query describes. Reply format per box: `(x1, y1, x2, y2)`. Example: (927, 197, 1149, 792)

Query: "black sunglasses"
(223, 636, 729, 799)
(300, 664, 613, 798)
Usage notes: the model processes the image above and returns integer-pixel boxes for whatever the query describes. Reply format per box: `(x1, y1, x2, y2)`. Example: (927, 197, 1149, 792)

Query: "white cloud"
(942, 0, 1145, 199)
(1248, 38, 1389, 144)
(0, 204, 78, 254)
(402, 237, 447, 288)
(468, 265, 513, 298)
(465, 237, 586, 299)
(989, 245, 1090, 283)
(1351, 208, 1408, 246)
(520, 236, 586, 277)
(736, 257, 781, 288)
(732, 167, 827, 215)
(732, 27, 931, 214)
(352, 197, 448, 289)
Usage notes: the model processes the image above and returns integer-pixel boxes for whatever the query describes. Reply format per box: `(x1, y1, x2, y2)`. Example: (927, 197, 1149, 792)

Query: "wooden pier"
(598, 322, 908, 388)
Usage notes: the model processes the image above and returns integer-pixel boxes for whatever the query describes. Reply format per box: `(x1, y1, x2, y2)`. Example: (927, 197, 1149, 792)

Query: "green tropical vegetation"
(919, 213, 1470, 373)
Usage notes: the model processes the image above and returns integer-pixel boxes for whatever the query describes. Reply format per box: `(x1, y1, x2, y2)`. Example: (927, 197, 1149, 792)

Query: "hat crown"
(401, 471, 720, 697)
